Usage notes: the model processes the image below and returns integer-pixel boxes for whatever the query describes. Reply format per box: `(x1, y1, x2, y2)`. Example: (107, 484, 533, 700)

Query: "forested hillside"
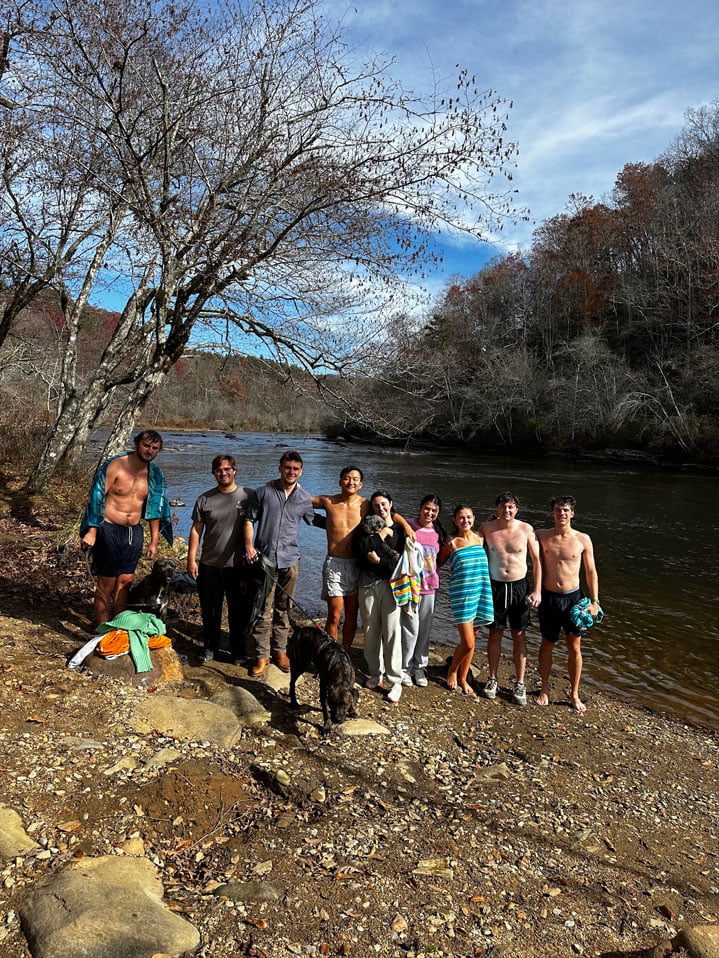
(0, 295, 328, 444)
(332, 103, 719, 463)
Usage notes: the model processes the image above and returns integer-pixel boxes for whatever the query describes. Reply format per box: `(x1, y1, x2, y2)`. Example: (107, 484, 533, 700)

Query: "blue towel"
(568, 598, 604, 630)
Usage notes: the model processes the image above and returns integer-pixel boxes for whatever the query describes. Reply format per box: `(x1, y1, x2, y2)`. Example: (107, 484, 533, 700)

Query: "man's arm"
(244, 519, 258, 563)
(186, 521, 204, 579)
(147, 518, 160, 559)
(80, 459, 110, 548)
(80, 525, 98, 550)
(527, 527, 542, 607)
(582, 535, 599, 616)
(302, 498, 316, 527)
(393, 512, 416, 542)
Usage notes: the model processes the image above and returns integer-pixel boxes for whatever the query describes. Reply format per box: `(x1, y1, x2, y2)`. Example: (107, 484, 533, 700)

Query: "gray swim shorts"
(321, 555, 360, 599)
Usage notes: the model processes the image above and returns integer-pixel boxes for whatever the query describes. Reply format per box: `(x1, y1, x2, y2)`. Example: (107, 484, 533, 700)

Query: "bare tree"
(0, 0, 519, 489)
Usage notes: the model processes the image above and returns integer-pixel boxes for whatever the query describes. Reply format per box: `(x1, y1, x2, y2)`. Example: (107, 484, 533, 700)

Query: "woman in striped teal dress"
(438, 505, 494, 695)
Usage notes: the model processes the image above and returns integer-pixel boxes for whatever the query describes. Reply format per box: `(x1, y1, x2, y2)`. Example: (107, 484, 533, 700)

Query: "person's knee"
(96, 579, 113, 596)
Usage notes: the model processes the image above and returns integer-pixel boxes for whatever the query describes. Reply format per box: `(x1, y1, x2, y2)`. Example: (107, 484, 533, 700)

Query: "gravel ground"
(0, 477, 718, 957)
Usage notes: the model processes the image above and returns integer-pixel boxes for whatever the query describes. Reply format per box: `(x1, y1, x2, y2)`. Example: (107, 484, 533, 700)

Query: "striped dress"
(448, 543, 494, 626)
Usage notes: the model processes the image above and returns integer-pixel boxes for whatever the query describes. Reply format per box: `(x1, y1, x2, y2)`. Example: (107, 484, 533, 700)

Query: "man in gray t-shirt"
(187, 454, 255, 664)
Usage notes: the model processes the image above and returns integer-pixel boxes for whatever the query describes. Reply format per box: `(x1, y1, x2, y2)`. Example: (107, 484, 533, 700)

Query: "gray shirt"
(191, 485, 253, 568)
(245, 479, 314, 568)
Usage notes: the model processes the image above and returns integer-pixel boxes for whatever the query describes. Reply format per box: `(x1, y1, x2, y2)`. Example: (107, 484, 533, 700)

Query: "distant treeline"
(328, 103, 719, 463)
(0, 301, 329, 439)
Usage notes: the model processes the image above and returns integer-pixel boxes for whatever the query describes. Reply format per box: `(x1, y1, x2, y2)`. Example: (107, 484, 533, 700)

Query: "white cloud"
(329, 0, 719, 274)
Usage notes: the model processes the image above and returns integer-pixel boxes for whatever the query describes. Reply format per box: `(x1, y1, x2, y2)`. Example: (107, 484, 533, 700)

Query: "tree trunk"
(25, 375, 117, 491)
(99, 368, 172, 462)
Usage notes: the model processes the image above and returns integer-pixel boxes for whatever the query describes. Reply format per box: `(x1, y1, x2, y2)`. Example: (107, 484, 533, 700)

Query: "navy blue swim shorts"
(91, 521, 144, 578)
(537, 588, 585, 643)
(489, 577, 531, 631)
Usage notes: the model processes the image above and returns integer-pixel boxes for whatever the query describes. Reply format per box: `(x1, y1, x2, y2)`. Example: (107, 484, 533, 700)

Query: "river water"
(138, 429, 718, 730)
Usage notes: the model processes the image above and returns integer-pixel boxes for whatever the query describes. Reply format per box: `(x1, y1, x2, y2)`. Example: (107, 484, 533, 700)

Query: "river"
(128, 429, 718, 730)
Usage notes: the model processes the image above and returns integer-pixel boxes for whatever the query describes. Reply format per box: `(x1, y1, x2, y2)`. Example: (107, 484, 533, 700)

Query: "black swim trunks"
(537, 588, 585, 643)
(489, 577, 531, 631)
(91, 521, 144, 578)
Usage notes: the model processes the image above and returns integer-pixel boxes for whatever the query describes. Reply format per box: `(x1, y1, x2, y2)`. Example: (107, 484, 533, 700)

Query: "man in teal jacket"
(80, 430, 172, 625)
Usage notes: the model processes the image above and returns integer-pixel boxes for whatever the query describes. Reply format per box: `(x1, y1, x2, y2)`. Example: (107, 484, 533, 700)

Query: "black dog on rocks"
(127, 558, 176, 619)
(288, 624, 358, 737)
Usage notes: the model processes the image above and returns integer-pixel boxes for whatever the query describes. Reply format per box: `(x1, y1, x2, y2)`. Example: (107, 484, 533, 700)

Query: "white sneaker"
(483, 676, 498, 699)
(387, 683, 402, 703)
(414, 668, 428, 687)
(512, 681, 527, 706)
(365, 674, 382, 690)
(401, 672, 413, 687)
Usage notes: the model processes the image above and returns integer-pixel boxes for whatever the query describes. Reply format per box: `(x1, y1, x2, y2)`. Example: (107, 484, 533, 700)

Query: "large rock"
(20, 855, 200, 958)
(0, 806, 39, 859)
(678, 925, 719, 957)
(644, 924, 719, 958)
(210, 686, 271, 726)
(337, 718, 389, 736)
(254, 662, 291, 692)
(129, 694, 242, 747)
(85, 647, 184, 687)
(213, 881, 281, 902)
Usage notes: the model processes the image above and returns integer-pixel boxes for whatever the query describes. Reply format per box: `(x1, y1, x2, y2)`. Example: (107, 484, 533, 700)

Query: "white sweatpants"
(359, 579, 402, 686)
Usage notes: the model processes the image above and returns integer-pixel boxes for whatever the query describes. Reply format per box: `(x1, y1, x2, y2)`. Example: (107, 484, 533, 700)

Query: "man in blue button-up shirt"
(243, 450, 315, 675)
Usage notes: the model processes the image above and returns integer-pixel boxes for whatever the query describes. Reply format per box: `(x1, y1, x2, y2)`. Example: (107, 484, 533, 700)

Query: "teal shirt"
(80, 454, 173, 546)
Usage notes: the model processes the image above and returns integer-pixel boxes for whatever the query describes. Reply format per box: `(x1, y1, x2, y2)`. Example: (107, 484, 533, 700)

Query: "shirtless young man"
(480, 492, 542, 706)
(312, 467, 369, 651)
(536, 495, 599, 714)
(312, 467, 414, 652)
(80, 430, 172, 625)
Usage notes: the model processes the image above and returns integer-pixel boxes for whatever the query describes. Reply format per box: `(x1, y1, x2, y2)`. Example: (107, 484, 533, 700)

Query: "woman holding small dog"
(353, 490, 406, 703)
(438, 504, 494, 696)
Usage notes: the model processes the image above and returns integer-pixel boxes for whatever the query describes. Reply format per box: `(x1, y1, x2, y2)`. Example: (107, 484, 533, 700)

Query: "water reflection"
(109, 429, 718, 730)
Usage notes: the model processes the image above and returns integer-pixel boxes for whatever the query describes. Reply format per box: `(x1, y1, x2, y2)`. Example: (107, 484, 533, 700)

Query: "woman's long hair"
(418, 493, 448, 545)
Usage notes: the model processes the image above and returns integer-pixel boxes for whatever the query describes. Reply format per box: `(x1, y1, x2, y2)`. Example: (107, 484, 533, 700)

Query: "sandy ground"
(0, 477, 718, 957)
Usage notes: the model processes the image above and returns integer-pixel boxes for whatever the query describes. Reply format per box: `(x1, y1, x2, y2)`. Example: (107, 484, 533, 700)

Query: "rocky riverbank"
(0, 476, 718, 957)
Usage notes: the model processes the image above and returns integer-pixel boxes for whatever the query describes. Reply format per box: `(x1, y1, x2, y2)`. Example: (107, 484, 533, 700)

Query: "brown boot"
(272, 651, 290, 673)
(250, 657, 270, 677)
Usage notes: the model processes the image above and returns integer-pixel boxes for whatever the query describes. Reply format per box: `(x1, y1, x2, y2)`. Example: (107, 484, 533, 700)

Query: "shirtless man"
(536, 495, 599, 714)
(480, 492, 542, 706)
(312, 467, 369, 651)
(312, 467, 414, 652)
(80, 430, 172, 625)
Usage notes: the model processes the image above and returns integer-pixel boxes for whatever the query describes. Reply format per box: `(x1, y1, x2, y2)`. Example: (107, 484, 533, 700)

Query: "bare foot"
(460, 683, 476, 697)
(535, 692, 549, 706)
(446, 671, 458, 691)
(571, 695, 586, 714)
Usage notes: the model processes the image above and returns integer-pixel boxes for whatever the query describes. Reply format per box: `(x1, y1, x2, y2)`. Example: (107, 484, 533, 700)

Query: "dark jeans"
(197, 563, 255, 657)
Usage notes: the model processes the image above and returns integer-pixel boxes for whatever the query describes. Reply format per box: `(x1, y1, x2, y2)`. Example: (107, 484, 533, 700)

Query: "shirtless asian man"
(480, 492, 542, 706)
(312, 467, 369, 651)
(312, 467, 414, 652)
(536, 495, 599, 714)
(80, 430, 172, 625)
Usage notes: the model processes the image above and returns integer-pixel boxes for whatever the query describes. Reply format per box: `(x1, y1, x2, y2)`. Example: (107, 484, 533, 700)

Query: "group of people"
(80, 432, 601, 713)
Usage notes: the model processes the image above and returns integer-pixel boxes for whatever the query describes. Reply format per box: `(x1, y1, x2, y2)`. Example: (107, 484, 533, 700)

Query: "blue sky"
(331, 0, 719, 295)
